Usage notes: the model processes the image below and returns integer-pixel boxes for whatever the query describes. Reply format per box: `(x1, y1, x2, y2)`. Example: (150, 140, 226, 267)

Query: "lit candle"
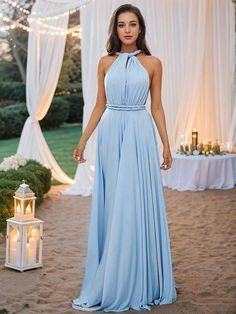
(180, 134, 184, 153)
(197, 143, 203, 153)
(220, 142, 224, 152)
(184, 134, 189, 152)
(10, 235, 20, 265)
(192, 128, 198, 150)
(203, 141, 209, 152)
(25, 203, 31, 214)
(16, 204, 21, 213)
(29, 237, 37, 264)
(226, 142, 232, 153)
(214, 139, 221, 154)
(26, 243, 30, 264)
(208, 138, 212, 150)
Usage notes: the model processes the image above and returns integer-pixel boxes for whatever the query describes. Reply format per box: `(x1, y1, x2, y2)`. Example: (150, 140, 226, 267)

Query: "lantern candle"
(16, 204, 21, 213)
(25, 203, 31, 215)
(28, 237, 37, 264)
(192, 128, 198, 150)
(10, 234, 20, 265)
(26, 243, 30, 264)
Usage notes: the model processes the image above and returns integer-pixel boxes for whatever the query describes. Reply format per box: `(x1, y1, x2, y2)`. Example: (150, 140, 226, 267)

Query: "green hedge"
(64, 93, 84, 123)
(40, 97, 70, 130)
(0, 159, 51, 235)
(0, 82, 26, 102)
(0, 97, 70, 139)
(0, 103, 28, 138)
(0, 111, 5, 137)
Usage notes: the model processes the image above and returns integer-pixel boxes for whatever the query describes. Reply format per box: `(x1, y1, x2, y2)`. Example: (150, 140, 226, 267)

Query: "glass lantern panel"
(14, 199, 21, 214)
(23, 200, 33, 215)
(9, 225, 21, 265)
(25, 224, 40, 264)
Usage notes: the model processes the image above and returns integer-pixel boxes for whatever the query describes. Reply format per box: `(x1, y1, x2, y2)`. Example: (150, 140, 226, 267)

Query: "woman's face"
(116, 11, 141, 46)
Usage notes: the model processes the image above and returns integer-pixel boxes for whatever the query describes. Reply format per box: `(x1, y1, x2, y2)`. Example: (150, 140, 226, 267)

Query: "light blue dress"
(72, 49, 177, 312)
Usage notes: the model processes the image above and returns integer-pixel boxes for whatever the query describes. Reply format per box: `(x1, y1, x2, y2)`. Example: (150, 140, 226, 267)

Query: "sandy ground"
(0, 185, 235, 314)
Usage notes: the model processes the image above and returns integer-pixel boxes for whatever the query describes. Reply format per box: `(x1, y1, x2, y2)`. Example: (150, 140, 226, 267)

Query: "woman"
(72, 3, 177, 312)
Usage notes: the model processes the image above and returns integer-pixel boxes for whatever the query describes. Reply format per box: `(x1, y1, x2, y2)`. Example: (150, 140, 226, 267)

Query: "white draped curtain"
(64, 0, 235, 195)
(17, 0, 90, 184)
(17, 0, 235, 195)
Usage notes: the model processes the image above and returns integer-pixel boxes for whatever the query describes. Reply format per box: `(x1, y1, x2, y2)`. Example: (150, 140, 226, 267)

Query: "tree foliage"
(0, 1, 81, 93)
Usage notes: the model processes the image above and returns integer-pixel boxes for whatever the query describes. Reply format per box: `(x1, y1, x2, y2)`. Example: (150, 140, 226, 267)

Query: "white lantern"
(13, 180, 36, 221)
(5, 180, 44, 272)
(5, 218, 44, 271)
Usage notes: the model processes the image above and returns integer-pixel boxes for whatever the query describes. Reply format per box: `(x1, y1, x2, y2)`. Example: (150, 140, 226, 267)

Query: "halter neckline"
(115, 49, 142, 57)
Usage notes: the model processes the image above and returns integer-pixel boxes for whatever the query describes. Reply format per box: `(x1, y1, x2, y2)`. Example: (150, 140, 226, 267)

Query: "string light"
(0, 0, 91, 36)
(0, 11, 80, 36)
(29, 7, 80, 22)
(0, 12, 32, 32)
(38, 26, 81, 37)
(4, 0, 30, 15)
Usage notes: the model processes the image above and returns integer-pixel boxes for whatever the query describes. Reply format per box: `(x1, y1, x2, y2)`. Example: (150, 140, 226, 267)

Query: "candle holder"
(213, 139, 221, 154)
(197, 143, 204, 154)
(5, 181, 44, 272)
(192, 129, 198, 150)
(208, 139, 212, 151)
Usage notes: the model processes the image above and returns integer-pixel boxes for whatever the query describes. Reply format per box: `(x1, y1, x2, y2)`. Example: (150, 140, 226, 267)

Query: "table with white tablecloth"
(161, 153, 236, 191)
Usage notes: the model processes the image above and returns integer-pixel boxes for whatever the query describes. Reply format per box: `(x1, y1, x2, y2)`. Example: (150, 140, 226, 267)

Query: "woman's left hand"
(160, 146, 172, 170)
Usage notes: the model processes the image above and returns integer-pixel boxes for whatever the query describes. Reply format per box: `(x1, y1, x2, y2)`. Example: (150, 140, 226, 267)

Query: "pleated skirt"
(72, 108, 177, 312)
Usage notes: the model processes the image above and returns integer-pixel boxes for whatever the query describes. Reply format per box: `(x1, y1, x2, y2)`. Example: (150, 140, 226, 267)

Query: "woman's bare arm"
(72, 57, 107, 163)
(150, 57, 172, 169)
(79, 57, 107, 145)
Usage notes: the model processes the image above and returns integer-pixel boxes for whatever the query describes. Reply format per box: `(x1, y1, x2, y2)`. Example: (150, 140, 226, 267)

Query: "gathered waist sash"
(106, 104, 146, 111)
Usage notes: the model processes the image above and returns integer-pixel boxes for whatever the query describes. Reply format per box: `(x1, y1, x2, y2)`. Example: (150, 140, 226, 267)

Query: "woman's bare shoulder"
(142, 54, 162, 67)
(137, 54, 162, 80)
(99, 54, 118, 75)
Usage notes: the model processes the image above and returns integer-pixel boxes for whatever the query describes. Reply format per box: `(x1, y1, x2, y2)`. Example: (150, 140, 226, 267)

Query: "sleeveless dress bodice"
(104, 49, 149, 110)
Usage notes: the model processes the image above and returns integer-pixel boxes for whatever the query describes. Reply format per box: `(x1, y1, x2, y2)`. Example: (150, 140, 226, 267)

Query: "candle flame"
(16, 204, 21, 213)
(25, 203, 31, 214)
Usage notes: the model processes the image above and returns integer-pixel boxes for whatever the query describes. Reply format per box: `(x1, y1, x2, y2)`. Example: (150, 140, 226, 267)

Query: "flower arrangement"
(0, 154, 28, 171)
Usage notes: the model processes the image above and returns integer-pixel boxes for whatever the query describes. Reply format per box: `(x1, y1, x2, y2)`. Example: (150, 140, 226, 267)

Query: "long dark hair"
(106, 4, 151, 56)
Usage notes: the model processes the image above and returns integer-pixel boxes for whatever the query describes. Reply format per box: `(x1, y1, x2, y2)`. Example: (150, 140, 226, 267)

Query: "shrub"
(40, 97, 70, 130)
(64, 93, 84, 123)
(23, 160, 51, 194)
(0, 96, 71, 139)
(0, 81, 25, 102)
(0, 111, 5, 137)
(0, 103, 28, 138)
(0, 159, 52, 235)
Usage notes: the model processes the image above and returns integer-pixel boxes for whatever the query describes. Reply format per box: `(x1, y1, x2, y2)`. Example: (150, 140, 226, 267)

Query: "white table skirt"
(161, 153, 236, 191)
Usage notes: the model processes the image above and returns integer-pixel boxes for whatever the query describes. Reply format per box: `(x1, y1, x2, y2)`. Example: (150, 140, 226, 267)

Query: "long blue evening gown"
(72, 49, 177, 312)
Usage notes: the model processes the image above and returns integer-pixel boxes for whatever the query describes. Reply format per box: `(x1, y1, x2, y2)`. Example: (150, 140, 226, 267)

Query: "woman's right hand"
(72, 140, 87, 163)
